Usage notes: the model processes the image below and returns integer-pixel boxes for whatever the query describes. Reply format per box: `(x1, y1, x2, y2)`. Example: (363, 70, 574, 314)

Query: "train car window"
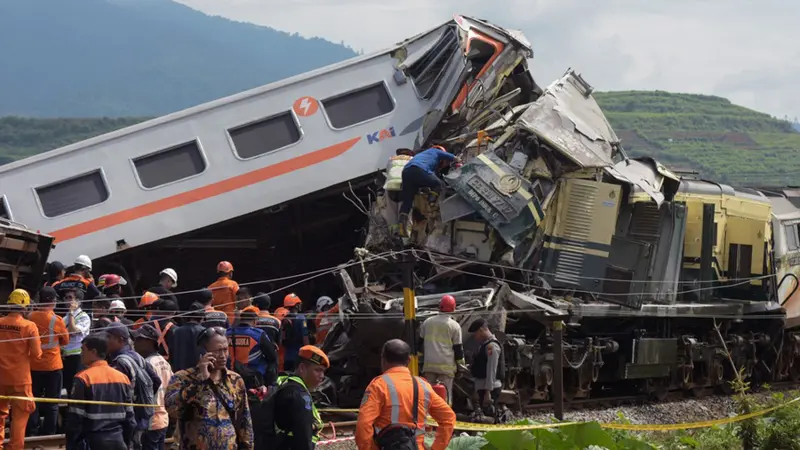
(36, 170, 109, 218)
(407, 28, 458, 99)
(784, 222, 800, 251)
(0, 196, 10, 220)
(322, 83, 394, 129)
(229, 112, 301, 159)
(133, 141, 206, 189)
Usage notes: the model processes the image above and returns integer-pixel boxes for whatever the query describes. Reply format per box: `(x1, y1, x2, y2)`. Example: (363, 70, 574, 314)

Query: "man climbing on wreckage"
(398, 145, 459, 236)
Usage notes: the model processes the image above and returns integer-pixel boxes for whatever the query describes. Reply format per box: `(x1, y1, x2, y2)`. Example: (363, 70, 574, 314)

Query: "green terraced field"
(595, 91, 800, 186)
(1, 91, 798, 187)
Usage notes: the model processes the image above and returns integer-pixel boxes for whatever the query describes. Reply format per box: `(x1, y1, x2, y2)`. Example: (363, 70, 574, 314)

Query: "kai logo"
(366, 126, 396, 145)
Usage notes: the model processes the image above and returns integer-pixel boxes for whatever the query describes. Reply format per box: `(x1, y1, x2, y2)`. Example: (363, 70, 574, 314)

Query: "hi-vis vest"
(314, 304, 340, 345)
(275, 375, 323, 444)
(42, 314, 60, 350)
(227, 326, 269, 376)
(52, 275, 91, 297)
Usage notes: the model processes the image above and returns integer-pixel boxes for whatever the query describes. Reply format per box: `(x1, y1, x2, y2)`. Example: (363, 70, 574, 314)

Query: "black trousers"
(27, 369, 63, 436)
(141, 428, 166, 450)
(399, 166, 443, 216)
(85, 431, 127, 450)
(62, 355, 84, 395)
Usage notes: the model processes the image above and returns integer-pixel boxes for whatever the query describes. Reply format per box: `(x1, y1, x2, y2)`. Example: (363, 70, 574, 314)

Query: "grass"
(595, 91, 800, 186)
(0, 90, 799, 186)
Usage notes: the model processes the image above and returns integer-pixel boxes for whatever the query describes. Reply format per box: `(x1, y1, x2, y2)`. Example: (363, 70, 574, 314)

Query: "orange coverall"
(0, 312, 43, 450)
(209, 277, 239, 325)
(356, 366, 455, 450)
(314, 304, 340, 345)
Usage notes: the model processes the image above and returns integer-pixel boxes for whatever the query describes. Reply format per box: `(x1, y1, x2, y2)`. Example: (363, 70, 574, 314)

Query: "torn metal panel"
(377, 287, 496, 313)
(517, 70, 620, 168)
(440, 194, 477, 223)
(446, 152, 549, 247)
(506, 290, 569, 321)
(606, 158, 666, 206)
(454, 15, 533, 56)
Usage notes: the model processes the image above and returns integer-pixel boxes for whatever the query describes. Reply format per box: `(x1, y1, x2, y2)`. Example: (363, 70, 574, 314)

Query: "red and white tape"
(317, 435, 356, 446)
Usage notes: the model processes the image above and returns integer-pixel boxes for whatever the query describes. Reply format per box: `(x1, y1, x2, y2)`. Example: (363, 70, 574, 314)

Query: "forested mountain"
(0, 0, 358, 117)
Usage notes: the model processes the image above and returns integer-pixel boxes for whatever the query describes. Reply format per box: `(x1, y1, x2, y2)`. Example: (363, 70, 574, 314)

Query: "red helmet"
(217, 261, 234, 273)
(439, 295, 456, 313)
(97, 274, 126, 289)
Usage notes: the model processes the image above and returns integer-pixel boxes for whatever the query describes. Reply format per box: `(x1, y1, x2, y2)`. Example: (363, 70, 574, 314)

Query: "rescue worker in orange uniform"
(27, 287, 69, 437)
(280, 293, 309, 372)
(313, 296, 338, 347)
(0, 289, 43, 450)
(52, 255, 100, 300)
(133, 292, 176, 362)
(252, 292, 281, 346)
(209, 261, 240, 326)
(356, 339, 455, 450)
(228, 307, 278, 386)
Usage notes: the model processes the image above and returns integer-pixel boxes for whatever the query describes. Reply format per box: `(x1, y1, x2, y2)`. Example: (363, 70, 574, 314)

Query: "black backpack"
(253, 378, 297, 450)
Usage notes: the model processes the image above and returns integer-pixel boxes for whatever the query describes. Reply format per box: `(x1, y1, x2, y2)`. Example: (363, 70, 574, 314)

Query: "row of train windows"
(34, 83, 395, 218)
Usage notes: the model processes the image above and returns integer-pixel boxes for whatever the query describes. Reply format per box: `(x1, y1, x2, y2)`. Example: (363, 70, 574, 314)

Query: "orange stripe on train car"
(50, 137, 362, 243)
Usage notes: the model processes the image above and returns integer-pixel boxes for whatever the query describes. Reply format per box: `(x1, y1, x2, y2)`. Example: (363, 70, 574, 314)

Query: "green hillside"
(594, 91, 800, 186)
(2, 91, 799, 186)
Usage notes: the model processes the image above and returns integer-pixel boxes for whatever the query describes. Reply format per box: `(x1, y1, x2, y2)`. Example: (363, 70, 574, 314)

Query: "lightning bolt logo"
(293, 96, 318, 117)
(299, 98, 311, 115)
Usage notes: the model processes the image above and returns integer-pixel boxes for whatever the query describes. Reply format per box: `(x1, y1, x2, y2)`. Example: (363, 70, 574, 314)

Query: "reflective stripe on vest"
(275, 375, 323, 443)
(155, 321, 174, 358)
(375, 375, 430, 436)
(41, 314, 59, 350)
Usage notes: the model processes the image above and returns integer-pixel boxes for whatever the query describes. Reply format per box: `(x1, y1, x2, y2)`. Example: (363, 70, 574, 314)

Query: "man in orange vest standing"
(27, 287, 69, 437)
(356, 339, 455, 450)
(209, 261, 239, 326)
(313, 296, 339, 347)
(0, 289, 43, 449)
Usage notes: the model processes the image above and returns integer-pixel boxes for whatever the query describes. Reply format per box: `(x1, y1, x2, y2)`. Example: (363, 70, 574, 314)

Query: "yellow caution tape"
(325, 395, 800, 433)
(320, 408, 361, 413)
(0, 395, 158, 408)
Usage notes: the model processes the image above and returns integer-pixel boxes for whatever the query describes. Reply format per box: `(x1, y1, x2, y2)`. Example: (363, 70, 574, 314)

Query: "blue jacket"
(227, 324, 277, 383)
(405, 147, 455, 175)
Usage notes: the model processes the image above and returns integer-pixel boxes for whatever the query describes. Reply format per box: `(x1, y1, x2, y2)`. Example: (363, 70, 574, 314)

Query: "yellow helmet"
(8, 289, 30, 307)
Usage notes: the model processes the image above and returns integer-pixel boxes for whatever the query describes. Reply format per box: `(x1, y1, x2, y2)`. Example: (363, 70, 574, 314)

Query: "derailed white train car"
(0, 15, 538, 285)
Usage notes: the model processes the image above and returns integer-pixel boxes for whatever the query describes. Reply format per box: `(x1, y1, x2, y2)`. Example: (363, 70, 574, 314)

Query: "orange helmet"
(439, 294, 456, 313)
(299, 345, 330, 369)
(242, 305, 260, 314)
(284, 293, 302, 308)
(139, 291, 160, 308)
(217, 261, 234, 273)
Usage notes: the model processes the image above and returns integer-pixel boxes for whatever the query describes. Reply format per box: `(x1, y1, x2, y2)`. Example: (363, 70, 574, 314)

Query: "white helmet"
(159, 268, 178, 287)
(109, 300, 127, 312)
(316, 296, 334, 312)
(74, 255, 92, 271)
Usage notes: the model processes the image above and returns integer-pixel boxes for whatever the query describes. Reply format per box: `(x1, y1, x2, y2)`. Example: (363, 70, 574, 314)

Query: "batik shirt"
(165, 367, 253, 450)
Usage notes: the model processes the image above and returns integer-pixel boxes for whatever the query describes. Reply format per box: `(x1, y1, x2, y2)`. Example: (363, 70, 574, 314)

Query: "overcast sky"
(175, 0, 799, 120)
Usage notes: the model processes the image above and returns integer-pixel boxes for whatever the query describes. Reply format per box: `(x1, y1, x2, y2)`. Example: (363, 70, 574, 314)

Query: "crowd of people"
(0, 255, 474, 450)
